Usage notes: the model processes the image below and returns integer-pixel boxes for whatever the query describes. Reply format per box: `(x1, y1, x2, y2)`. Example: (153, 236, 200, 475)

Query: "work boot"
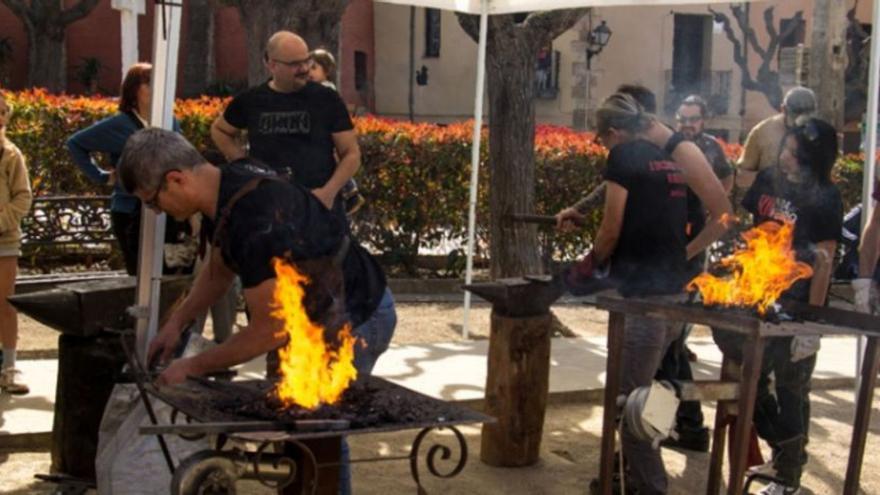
(773, 435, 806, 486)
(0, 368, 28, 395)
(660, 426, 710, 452)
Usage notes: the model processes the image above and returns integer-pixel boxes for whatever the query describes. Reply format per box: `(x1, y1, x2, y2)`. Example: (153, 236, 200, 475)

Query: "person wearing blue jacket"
(67, 63, 191, 275)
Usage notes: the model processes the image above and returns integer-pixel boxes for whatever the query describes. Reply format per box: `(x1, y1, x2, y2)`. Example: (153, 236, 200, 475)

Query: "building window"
(355, 51, 368, 90)
(425, 9, 441, 58)
(779, 17, 806, 51)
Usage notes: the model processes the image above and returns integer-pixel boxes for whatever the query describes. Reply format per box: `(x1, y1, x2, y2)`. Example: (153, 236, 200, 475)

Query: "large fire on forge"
(270, 258, 358, 410)
(687, 221, 814, 315)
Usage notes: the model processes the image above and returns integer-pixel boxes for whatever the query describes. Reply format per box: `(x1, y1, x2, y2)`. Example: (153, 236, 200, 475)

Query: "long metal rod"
(462, 0, 489, 339)
(135, 0, 183, 360)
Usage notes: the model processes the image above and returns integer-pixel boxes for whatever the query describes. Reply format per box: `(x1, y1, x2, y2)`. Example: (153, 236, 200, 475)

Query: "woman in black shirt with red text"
(569, 93, 689, 495)
(716, 118, 841, 495)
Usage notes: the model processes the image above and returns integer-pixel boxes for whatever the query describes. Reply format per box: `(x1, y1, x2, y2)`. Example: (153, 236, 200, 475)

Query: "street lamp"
(586, 20, 612, 69)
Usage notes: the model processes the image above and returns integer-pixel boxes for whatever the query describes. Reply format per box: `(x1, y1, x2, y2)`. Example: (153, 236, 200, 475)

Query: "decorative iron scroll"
(21, 196, 114, 247)
(409, 426, 468, 494)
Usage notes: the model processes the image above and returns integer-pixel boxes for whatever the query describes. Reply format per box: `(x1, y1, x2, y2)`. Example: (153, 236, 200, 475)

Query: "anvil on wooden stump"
(7, 275, 191, 482)
(464, 275, 563, 467)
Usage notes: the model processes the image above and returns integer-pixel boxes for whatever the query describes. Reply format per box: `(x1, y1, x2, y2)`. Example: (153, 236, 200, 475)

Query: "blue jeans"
(339, 288, 397, 495)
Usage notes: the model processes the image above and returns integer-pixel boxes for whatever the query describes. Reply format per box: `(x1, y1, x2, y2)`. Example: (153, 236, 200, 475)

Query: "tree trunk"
(486, 34, 542, 278)
(234, 0, 350, 86)
(290, 12, 342, 55)
(181, 0, 215, 97)
(29, 28, 66, 92)
(2, 0, 100, 92)
(810, 0, 847, 129)
(480, 311, 552, 466)
(455, 11, 586, 279)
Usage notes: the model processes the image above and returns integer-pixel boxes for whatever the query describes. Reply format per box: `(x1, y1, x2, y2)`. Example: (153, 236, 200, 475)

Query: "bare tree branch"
(456, 13, 481, 42)
(59, 0, 101, 26)
(709, 7, 754, 87)
(0, 0, 33, 26)
(523, 8, 588, 43)
(730, 5, 767, 61)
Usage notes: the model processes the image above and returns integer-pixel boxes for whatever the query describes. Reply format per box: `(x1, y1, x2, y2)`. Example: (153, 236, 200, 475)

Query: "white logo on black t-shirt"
(258, 111, 311, 135)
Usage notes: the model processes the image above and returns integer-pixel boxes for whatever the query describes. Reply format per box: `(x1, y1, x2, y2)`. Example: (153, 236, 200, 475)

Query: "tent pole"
(856, 0, 880, 396)
(134, 0, 184, 361)
(462, 1, 489, 339)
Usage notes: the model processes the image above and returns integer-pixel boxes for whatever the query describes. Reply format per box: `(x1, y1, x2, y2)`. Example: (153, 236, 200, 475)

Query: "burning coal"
(687, 221, 813, 315)
(271, 258, 358, 410)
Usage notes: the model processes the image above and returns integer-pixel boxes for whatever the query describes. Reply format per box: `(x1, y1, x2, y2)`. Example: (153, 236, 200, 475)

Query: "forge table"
(137, 376, 493, 495)
(593, 295, 880, 495)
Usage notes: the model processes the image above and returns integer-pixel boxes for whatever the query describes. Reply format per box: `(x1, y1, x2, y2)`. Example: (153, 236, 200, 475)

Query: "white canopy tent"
(139, 0, 880, 368)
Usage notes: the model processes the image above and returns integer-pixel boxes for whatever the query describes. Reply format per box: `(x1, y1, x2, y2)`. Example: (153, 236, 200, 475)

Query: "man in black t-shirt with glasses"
(211, 31, 360, 216)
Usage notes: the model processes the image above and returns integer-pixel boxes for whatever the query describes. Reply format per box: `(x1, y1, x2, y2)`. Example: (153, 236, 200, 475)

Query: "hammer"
(505, 183, 605, 227)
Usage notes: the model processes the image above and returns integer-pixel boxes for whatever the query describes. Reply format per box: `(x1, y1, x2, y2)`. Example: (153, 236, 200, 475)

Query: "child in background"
(309, 48, 338, 90)
(308, 48, 365, 216)
(0, 92, 33, 394)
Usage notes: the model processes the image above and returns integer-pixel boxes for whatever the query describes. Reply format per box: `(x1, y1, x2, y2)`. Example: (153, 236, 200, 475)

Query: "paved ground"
(3, 390, 880, 494)
(2, 299, 880, 494)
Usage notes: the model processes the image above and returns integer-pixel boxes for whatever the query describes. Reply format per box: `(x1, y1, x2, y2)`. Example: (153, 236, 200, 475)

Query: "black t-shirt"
(603, 139, 689, 297)
(203, 161, 386, 326)
(223, 81, 354, 189)
(742, 168, 843, 302)
(686, 132, 733, 239)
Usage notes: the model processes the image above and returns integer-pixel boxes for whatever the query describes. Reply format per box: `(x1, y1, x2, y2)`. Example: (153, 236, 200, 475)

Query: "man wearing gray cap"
(736, 86, 817, 188)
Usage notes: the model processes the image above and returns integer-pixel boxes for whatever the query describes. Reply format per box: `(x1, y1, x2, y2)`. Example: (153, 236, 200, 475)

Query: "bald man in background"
(211, 31, 360, 216)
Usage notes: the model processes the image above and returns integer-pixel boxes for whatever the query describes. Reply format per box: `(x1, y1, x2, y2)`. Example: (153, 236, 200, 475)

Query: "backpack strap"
(211, 177, 275, 249)
(211, 175, 350, 267)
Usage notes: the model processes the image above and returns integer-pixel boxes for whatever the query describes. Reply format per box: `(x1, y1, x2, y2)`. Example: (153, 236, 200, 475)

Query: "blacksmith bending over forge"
(563, 93, 695, 495)
(117, 128, 396, 383)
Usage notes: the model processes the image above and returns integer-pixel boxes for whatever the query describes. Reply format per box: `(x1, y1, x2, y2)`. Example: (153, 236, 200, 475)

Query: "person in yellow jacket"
(0, 92, 33, 394)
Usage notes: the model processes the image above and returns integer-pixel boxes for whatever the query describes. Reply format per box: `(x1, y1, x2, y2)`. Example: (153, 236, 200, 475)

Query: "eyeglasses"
(143, 170, 178, 213)
(676, 115, 703, 124)
(270, 56, 314, 70)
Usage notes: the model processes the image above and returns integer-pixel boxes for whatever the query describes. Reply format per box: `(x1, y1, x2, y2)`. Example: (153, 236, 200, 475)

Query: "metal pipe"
(462, 0, 489, 340)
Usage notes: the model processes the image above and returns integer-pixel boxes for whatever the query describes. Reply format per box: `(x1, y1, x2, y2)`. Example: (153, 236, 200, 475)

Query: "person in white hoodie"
(0, 92, 33, 395)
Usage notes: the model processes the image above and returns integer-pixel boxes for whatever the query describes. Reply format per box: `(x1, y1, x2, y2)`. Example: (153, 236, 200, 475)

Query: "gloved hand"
(790, 335, 821, 363)
(567, 251, 597, 284)
(560, 252, 610, 296)
(852, 278, 876, 314)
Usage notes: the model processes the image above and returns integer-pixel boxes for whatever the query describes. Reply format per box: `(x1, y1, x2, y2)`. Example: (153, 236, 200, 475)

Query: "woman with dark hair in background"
(715, 118, 842, 495)
(66, 63, 195, 275)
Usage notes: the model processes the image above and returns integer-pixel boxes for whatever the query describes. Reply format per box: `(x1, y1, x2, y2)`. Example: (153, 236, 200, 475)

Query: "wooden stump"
(51, 333, 126, 480)
(480, 311, 552, 467)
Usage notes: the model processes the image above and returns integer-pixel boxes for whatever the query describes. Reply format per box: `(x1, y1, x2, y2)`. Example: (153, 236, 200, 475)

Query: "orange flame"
(270, 258, 358, 410)
(687, 221, 813, 315)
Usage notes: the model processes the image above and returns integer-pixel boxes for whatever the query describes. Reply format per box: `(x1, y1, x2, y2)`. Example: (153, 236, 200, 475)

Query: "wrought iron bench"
(21, 195, 116, 260)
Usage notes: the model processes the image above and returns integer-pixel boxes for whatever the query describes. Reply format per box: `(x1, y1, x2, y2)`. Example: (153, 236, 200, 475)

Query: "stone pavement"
(0, 335, 866, 448)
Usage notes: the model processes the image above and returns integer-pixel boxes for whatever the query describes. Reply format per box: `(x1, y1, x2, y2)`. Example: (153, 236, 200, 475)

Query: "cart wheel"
(171, 450, 239, 495)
